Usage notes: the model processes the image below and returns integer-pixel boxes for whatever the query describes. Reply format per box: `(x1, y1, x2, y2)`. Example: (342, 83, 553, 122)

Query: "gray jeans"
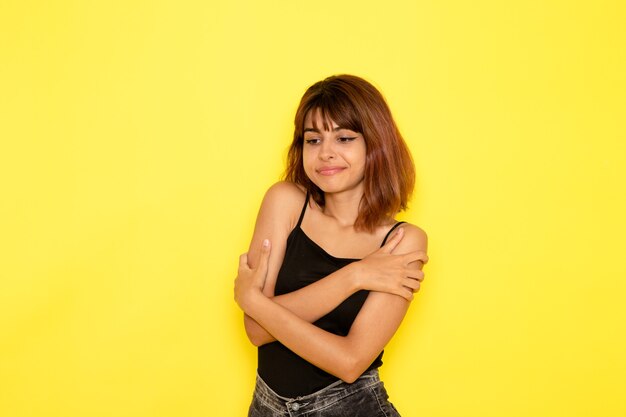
(248, 369, 401, 417)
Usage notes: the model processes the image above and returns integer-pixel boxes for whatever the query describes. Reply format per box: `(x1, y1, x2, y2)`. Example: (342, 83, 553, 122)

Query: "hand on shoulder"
(352, 223, 428, 300)
(391, 223, 428, 257)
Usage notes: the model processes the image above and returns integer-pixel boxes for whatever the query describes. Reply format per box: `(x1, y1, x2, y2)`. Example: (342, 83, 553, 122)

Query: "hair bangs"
(305, 94, 362, 134)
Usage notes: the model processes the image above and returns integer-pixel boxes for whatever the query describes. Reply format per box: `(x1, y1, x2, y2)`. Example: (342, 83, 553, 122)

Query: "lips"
(317, 166, 346, 176)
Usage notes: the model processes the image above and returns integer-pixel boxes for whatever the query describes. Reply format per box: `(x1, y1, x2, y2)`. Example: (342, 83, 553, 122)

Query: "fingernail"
(263, 239, 269, 247)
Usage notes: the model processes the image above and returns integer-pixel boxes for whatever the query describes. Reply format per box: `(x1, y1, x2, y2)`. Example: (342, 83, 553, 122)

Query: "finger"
(403, 277, 422, 290)
(256, 239, 272, 273)
(239, 253, 249, 268)
(379, 227, 404, 254)
(380, 283, 414, 301)
(390, 286, 414, 301)
(405, 269, 425, 282)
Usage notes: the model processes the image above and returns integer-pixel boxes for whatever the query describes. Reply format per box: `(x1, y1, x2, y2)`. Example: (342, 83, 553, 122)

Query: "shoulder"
(264, 180, 306, 202)
(247, 181, 307, 270)
(261, 181, 306, 211)
(258, 181, 307, 229)
(394, 222, 428, 253)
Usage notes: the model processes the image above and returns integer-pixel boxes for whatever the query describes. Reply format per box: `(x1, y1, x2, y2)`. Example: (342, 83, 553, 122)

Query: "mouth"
(316, 166, 346, 176)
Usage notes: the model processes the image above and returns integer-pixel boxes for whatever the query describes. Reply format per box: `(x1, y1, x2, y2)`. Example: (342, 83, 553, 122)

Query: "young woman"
(234, 74, 428, 416)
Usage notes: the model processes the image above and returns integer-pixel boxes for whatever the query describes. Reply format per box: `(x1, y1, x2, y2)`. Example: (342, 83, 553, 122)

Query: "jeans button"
(291, 402, 300, 411)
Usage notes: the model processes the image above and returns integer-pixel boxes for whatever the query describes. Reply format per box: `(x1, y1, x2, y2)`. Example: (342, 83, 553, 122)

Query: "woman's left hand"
(234, 239, 271, 312)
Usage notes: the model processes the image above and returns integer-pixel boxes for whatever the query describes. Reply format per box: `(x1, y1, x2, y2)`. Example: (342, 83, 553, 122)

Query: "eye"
(338, 136, 357, 143)
(304, 138, 321, 145)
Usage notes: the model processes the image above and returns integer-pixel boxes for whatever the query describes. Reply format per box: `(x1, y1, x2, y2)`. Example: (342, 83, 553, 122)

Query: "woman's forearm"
(243, 290, 361, 382)
(244, 262, 362, 346)
(239, 291, 409, 383)
(243, 288, 409, 383)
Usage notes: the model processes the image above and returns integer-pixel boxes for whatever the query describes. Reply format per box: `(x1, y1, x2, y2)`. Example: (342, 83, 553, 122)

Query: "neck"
(322, 187, 363, 228)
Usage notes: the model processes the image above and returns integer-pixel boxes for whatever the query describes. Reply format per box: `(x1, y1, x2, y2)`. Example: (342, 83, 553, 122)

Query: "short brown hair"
(284, 74, 415, 232)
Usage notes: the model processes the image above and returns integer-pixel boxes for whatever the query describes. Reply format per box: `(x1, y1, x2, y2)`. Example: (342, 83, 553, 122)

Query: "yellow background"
(1, 1, 625, 416)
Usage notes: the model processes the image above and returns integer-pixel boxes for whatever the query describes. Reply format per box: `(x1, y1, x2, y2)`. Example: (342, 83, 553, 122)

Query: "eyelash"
(304, 137, 357, 145)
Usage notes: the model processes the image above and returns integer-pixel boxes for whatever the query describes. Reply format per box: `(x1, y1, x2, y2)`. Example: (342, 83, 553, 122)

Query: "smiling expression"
(302, 109, 367, 195)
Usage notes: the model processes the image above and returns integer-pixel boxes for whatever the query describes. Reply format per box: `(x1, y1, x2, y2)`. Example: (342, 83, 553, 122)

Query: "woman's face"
(302, 109, 367, 195)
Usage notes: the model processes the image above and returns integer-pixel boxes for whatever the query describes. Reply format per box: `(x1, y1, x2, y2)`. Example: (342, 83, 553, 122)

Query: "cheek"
(351, 145, 367, 168)
(302, 150, 315, 176)
(351, 141, 367, 165)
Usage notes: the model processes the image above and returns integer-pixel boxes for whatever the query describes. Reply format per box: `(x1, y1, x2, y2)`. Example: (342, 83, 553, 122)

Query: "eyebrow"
(303, 126, 349, 133)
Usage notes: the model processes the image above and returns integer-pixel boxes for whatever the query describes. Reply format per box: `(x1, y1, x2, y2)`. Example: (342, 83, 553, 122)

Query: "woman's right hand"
(353, 228, 429, 300)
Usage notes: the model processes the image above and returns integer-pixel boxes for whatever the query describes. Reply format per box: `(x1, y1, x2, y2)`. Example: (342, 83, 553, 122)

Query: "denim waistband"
(252, 369, 381, 415)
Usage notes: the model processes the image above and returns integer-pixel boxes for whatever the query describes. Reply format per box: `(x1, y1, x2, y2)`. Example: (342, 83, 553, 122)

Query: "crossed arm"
(235, 183, 428, 382)
(243, 226, 426, 346)
(235, 226, 427, 383)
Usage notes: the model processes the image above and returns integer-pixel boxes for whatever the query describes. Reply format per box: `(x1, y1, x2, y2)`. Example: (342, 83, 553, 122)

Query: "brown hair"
(284, 74, 415, 232)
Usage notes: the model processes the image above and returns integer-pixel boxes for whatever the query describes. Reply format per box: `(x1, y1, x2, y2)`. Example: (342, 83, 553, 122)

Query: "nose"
(319, 139, 336, 160)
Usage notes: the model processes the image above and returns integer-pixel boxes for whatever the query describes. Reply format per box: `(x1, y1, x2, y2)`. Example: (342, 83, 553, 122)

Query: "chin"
(309, 181, 338, 194)
(315, 181, 361, 195)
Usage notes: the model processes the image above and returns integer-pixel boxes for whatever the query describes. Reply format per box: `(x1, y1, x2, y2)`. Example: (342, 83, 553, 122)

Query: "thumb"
(256, 239, 271, 273)
(380, 227, 404, 254)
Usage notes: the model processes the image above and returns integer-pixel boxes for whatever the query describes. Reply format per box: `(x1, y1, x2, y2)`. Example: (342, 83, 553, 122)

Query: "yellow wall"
(1, 1, 625, 416)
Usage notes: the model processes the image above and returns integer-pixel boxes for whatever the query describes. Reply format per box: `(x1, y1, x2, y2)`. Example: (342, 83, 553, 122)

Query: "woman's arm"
(244, 228, 426, 346)
(236, 224, 428, 383)
(243, 182, 427, 346)
(243, 266, 361, 346)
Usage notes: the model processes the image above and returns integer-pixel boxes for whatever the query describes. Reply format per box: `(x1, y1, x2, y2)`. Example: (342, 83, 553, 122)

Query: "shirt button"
(291, 402, 300, 411)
